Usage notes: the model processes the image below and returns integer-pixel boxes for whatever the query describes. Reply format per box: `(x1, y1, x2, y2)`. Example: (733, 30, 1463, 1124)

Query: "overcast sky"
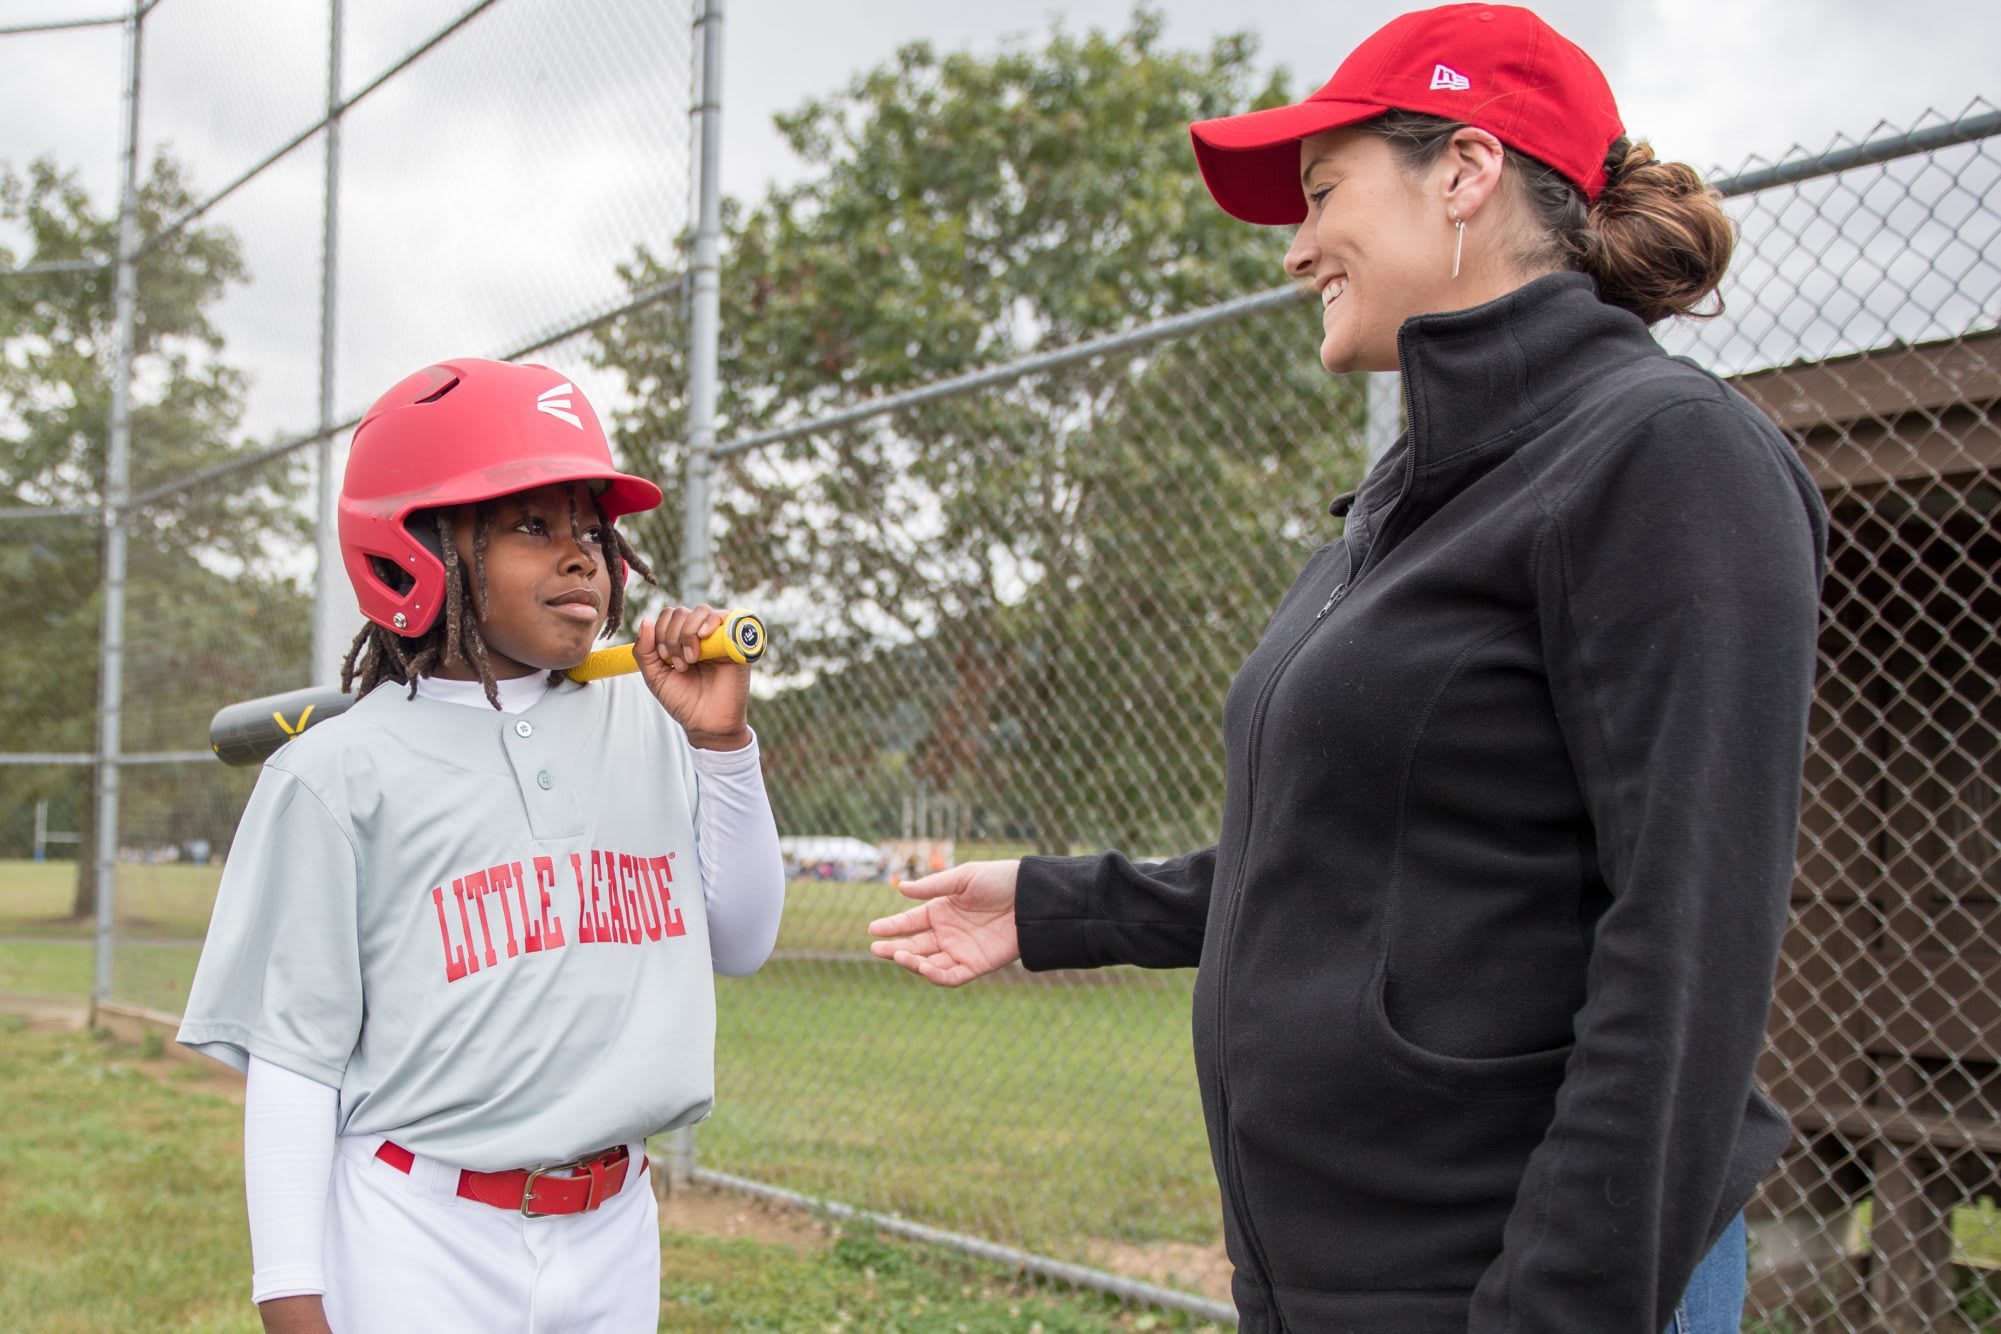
(717, 0, 1999, 197)
(1, 0, 1996, 444)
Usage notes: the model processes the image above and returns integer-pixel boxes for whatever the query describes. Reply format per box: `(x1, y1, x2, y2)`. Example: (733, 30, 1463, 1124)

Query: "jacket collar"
(1330, 273, 1660, 529)
(1398, 271, 1656, 456)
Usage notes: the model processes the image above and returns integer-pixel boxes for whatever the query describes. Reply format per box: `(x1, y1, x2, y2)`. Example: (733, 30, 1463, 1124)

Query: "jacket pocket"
(1356, 957, 1572, 1095)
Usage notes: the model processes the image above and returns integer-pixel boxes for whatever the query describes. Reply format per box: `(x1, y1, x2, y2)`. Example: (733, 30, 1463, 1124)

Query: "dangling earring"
(1450, 211, 1465, 280)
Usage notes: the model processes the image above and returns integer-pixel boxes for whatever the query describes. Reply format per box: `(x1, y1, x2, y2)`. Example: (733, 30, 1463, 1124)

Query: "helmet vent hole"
(369, 555, 416, 595)
(415, 377, 461, 404)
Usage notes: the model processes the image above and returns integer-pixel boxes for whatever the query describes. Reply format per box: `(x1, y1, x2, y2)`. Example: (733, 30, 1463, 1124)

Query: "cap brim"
(1190, 99, 1389, 225)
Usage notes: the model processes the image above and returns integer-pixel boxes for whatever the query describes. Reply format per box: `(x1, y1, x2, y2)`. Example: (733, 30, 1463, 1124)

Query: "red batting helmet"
(338, 358, 663, 637)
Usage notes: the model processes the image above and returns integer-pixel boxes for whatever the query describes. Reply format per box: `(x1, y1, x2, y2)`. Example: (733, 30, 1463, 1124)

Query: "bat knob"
(726, 612, 766, 664)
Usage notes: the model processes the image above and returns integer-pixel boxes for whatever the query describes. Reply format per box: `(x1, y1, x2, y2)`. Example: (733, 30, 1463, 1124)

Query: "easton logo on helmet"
(536, 382, 584, 429)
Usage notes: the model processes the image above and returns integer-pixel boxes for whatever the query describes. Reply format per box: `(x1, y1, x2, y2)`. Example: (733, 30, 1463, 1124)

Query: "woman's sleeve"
(1469, 396, 1827, 1331)
(244, 1056, 338, 1304)
(689, 731, 785, 976)
(176, 764, 363, 1085)
(1015, 847, 1217, 970)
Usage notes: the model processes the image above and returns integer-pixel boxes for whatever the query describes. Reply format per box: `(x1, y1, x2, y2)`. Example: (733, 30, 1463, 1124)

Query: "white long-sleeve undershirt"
(688, 730, 786, 975)
(244, 672, 785, 1303)
(244, 1057, 340, 1303)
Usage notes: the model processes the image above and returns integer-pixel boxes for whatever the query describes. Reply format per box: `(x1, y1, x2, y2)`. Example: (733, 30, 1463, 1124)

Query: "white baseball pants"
(321, 1136, 660, 1333)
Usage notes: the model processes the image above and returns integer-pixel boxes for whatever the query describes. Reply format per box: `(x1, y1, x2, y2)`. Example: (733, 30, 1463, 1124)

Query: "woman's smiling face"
(1285, 128, 1454, 375)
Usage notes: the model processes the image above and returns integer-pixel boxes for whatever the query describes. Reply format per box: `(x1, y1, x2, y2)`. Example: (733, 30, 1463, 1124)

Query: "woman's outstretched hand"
(867, 860, 1022, 987)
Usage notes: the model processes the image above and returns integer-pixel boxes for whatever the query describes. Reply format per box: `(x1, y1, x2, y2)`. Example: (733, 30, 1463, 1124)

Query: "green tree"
(597, 10, 1368, 853)
(0, 154, 308, 915)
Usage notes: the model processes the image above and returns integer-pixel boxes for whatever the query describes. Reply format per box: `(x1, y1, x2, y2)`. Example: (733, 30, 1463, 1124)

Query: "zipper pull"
(1316, 581, 1348, 619)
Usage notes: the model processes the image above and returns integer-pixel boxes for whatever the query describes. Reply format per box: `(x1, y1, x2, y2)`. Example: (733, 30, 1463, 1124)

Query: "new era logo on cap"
(1429, 63, 1470, 91)
(535, 382, 583, 429)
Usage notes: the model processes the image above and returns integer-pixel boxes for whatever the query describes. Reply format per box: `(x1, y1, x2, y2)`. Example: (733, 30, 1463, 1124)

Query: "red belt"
(375, 1141, 643, 1218)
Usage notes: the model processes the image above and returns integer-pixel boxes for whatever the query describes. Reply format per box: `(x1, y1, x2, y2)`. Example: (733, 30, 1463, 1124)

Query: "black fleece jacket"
(1015, 274, 1828, 1333)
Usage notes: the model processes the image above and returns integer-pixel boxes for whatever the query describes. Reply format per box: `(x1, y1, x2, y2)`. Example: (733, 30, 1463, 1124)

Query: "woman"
(869, 5, 1825, 1332)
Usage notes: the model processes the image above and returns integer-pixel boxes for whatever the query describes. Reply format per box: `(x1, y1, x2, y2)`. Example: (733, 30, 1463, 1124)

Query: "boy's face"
(444, 480, 614, 679)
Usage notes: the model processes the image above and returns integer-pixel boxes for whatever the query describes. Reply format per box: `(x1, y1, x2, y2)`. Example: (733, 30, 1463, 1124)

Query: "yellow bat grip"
(565, 610, 766, 682)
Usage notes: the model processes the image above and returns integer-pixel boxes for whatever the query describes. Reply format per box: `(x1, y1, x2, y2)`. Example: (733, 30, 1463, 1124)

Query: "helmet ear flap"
(343, 531, 445, 636)
(349, 512, 446, 606)
(374, 509, 451, 634)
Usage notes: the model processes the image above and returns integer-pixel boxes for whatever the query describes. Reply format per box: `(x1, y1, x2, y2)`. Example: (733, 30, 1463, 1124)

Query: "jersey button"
(536, 771, 553, 790)
(514, 720, 534, 738)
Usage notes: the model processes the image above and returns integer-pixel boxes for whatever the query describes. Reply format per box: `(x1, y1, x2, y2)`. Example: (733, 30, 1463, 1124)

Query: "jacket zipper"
(1351, 339, 1420, 585)
(1209, 596, 1335, 1317)
(1208, 337, 1419, 1319)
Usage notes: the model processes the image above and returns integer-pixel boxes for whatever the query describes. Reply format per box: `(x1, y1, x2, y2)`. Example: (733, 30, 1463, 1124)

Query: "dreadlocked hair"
(340, 496, 655, 709)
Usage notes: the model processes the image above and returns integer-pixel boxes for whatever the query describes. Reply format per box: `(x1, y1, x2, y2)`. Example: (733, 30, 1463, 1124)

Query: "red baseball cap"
(1191, 4, 1625, 225)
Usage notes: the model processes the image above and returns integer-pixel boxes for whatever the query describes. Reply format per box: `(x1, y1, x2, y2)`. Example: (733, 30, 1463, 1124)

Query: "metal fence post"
(679, 0, 723, 610)
(91, 0, 146, 1007)
(309, 0, 349, 687)
(666, 0, 726, 1190)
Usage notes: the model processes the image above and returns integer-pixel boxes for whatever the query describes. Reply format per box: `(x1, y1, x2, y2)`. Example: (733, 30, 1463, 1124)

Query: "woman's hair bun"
(1582, 138, 1735, 325)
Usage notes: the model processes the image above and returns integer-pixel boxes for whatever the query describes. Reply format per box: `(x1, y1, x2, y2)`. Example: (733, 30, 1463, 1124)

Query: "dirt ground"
(1082, 1238, 1234, 1305)
(1, 993, 89, 1030)
(658, 1179, 836, 1250)
(651, 1185, 1235, 1304)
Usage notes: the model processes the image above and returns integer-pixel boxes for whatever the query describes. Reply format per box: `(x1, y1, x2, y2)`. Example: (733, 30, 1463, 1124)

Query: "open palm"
(867, 860, 1022, 987)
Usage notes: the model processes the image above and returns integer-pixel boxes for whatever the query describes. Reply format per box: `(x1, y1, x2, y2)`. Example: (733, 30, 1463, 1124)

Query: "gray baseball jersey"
(178, 674, 716, 1172)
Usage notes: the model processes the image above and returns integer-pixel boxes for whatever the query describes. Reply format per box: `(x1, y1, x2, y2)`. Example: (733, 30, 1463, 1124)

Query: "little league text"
(432, 848, 686, 984)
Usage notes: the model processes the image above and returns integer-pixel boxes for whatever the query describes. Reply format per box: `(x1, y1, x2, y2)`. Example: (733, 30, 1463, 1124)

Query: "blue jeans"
(1666, 1212, 1748, 1334)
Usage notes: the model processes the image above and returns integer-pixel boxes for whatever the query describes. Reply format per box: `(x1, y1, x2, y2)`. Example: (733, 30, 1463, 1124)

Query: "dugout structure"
(1738, 329, 2001, 1330)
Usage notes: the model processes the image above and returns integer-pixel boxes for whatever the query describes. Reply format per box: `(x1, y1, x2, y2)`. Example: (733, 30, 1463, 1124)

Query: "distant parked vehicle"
(777, 836, 887, 882)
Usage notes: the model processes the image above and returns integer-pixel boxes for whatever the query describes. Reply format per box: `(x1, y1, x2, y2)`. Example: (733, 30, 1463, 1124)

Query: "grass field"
(35, 859, 2001, 1326)
(19, 868, 2001, 1328)
(0, 859, 222, 1012)
(0, 1021, 1222, 1332)
(710, 959, 1215, 1252)
(0, 858, 1225, 1287)
(0, 859, 222, 939)
(0, 939, 92, 994)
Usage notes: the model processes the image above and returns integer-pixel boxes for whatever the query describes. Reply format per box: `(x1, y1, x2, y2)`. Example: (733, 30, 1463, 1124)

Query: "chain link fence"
(667, 287, 1360, 1320)
(4, 7, 1999, 1325)
(1703, 111, 2001, 1332)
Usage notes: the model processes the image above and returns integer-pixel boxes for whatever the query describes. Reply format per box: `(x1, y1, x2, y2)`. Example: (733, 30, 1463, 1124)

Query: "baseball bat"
(208, 611, 766, 767)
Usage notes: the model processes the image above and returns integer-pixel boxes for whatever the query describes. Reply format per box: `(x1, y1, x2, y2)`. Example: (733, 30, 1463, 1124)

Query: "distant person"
(870, 6, 1826, 1331)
